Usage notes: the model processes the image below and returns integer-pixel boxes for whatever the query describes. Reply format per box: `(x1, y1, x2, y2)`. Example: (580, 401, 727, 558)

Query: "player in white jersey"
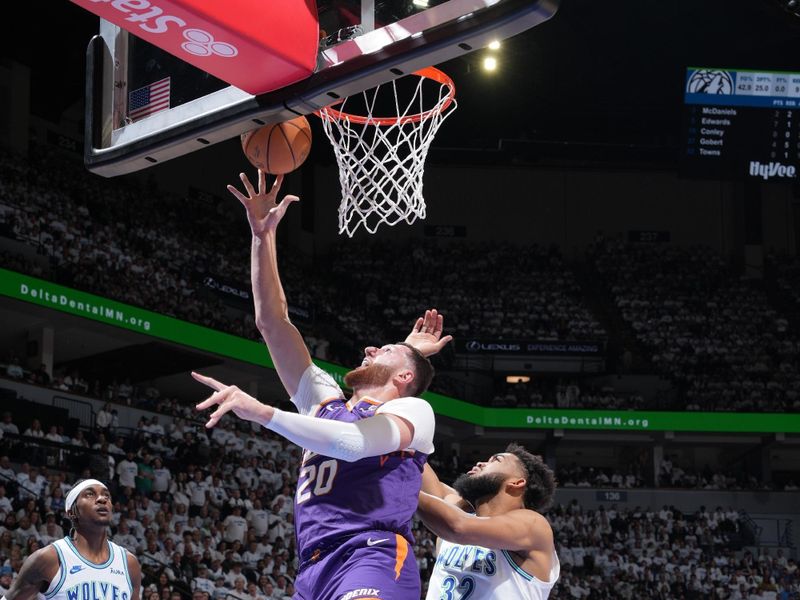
(3, 479, 142, 600)
(419, 444, 559, 599)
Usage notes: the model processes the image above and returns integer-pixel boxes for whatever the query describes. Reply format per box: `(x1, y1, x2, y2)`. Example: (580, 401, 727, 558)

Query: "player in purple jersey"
(193, 170, 453, 600)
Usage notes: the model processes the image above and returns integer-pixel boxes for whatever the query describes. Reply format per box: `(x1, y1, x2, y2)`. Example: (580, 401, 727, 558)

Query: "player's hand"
(227, 170, 299, 237)
(403, 309, 453, 357)
(192, 372, 274, 428)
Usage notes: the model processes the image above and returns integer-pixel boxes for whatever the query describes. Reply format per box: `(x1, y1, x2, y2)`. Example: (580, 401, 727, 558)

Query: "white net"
(318, 68, 457, 237)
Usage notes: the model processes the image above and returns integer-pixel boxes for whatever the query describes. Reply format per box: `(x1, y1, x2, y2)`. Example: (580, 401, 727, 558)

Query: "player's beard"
(344, 363, 394, 390)
(452, 472, 507, 506)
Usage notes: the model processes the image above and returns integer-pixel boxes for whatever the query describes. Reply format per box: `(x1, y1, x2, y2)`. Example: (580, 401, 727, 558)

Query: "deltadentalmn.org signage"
(3, 268, 800, 433)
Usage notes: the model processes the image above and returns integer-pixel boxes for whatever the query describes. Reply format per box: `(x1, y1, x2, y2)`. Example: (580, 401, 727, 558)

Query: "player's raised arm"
(227, 170, 310, 397)
(403, 309, 453, 358)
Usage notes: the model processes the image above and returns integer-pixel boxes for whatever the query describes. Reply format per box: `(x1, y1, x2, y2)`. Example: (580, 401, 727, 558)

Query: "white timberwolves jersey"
(44, 538, 133, 600)
(426, 539, 559, 600)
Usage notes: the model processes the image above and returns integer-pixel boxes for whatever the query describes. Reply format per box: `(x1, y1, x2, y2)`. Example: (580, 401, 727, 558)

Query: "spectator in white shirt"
(22, 466, 47, 498)
(235, 458, 257, 489)
(200, 536, 224, 563)
(0, 413, 19, 436)
(260, 582, 277, 600)
(242, 440, 260, 459)
(151, 457, 172, 493)
(149, 416, 165, 436)
(207, 476, 228, 507)
(188, 470, 210, 516)
(44, 426, 62, 444)
(5, 357, 23, 379)
(0, 455, 15, 481)
(270, 496, 291, 519)
(117, 451, 139, 489)
(0, 485, 12, 515)
(223, 506, 248, 544)
(242, 540, 262, 568)
(227, 489, 250, 511)
(96, 402, 114, 432)
(245, 581, 265, 600)
(38, 519, 63, 545)
(23, 419, 45, 438)
(112, 521, 139, 553)
(141, 540, 165, 566)
(246, 500, 270, 537)
(170, 502, 190, 530)
(118, 379, 133, 402)
(14, 515, 40, 546)
(193, 566, 216, 595)
(70, 431, 89, 447)
(107, 436, 125, 455)
(38, 511, 63, 538)
(266, 514, 290, 545)
(224, 564, 247, 588)
(211, 578, 229, 600)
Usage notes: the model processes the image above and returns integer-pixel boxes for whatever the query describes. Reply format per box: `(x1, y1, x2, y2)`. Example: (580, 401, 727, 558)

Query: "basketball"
(240, 115, 312, 175)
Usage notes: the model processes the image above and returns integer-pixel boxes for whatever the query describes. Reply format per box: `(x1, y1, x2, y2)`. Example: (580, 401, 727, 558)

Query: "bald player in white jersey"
(3, 479, 142, 600)
(419, 444, 559, 599)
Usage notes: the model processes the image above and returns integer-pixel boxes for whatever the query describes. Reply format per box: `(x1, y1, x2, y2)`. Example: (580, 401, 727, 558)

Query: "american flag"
(128, 77, 171, 122)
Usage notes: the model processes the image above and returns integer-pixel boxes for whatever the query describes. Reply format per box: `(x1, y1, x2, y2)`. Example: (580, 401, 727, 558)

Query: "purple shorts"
(294, 531, 420, 600)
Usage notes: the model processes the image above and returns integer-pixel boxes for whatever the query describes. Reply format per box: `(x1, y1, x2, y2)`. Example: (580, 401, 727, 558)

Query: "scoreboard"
(682, 67, 800, 181)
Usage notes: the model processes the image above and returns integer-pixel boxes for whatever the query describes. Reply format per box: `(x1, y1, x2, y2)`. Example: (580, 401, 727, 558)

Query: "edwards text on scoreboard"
(682, 67, 800, 181)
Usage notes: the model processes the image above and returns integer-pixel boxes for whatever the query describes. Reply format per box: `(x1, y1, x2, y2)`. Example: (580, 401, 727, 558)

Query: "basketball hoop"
(317, 67, 456, 237)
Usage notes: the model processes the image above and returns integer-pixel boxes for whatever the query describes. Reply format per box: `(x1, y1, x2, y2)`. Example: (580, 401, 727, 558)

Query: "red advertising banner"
(70, 0, 319, 94)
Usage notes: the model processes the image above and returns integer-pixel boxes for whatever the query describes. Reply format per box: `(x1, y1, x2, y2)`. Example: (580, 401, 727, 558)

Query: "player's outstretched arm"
(403, 309, 453, 358)
(4, 547, 58, 600)
(422, 464, 465, 506)
(227, 170, 310, 398)
(194, 372, 423, 461)
(417, 492, 552, 553)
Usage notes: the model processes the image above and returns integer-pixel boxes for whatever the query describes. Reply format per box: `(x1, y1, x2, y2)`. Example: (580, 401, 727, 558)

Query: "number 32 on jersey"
(439, 575, 475, 600)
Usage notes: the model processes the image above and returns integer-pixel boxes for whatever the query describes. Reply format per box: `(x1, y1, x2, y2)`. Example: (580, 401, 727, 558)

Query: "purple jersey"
(294, 396, 429, 556)
(295, 531, 420, 600)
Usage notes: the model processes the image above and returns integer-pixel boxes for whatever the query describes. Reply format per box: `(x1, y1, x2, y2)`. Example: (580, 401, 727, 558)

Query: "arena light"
(506, 375, 530, 384)
(483, 56, 498, 72)
(487, 40, 501, 50)
(412, 0, 429, 7)
(771, 0, 800, 18)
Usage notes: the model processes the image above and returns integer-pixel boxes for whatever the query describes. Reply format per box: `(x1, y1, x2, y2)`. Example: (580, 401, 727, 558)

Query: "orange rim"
(316, 66, 456, 126)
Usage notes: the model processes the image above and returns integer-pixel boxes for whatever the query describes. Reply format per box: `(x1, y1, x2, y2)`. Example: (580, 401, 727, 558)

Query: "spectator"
(0, 565, 13, 596)
(96, 402, 114, 432)
(117, 451, 139, 490)
(192, 565, 215, 595)
(0, 413, 19, 436)
(151, 457, 172, 494)
(5, 357, 23, 380)
(223, 507, 248, 545)
(136, 452, 155, 496)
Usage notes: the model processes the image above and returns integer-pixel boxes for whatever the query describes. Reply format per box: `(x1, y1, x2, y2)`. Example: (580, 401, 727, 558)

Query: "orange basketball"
(240, 115, 312, 175)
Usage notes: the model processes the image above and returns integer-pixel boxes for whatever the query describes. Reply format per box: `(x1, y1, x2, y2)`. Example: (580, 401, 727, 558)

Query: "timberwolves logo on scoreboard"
(686, 69, 734, 95)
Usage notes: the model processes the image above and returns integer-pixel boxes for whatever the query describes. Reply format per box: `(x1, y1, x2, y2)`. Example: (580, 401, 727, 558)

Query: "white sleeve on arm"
(376, 397, 435, 454)
(289, 364, 344, 416)
(263, 410, 402, 462)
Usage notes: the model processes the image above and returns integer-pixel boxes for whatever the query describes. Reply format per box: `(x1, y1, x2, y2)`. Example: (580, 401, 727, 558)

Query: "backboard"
(84, 0, 559, 177)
